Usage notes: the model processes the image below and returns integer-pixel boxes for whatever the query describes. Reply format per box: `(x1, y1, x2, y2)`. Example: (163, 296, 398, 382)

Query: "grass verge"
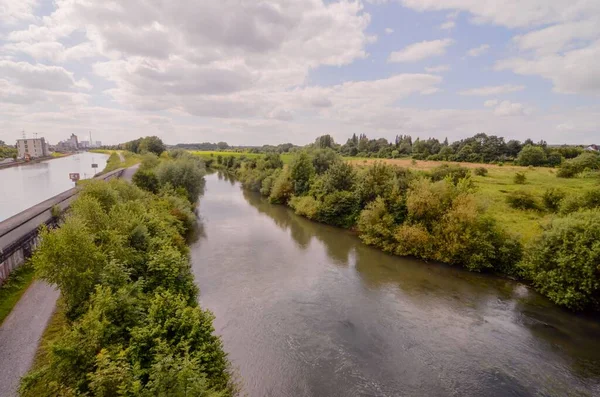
(19, 299, 68, 397)
(0, 264, 35, 326)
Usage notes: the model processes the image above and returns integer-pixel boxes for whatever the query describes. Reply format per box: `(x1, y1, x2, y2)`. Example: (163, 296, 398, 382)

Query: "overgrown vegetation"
(214, 148, 600, 312)
(21, 154, 232, 396)
(0, 140, 17, 160)
(0, 264, 36, 326)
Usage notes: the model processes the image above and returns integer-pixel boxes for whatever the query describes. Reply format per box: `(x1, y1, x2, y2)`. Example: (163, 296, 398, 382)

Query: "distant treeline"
(170, 133, 591, 168)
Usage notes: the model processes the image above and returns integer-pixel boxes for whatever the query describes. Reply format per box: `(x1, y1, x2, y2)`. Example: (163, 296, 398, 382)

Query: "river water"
(190, 173, 600, 397)
(0, 152, 108, 221)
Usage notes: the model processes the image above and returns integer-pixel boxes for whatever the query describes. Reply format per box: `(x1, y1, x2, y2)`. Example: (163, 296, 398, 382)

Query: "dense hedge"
(22, 156, 231, 396)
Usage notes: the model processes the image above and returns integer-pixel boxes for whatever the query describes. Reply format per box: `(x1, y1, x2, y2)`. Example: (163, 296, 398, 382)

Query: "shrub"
(393, 224, 432, 258)
(556, 162, 578, 178)
(290, 152, 315, 195)
(430, 164, 470, 184)
(289, 196, 320, 219)
(133, 169, 160, 193)
(260, 169, 280, 197)
(542, 188, 566, 212)
(155, 158, 205, 203)
(317, 191, 360, 228)
(558, 152, 600, 178)
(522, 210, 600, 310)
(473, 167, 488, 177)
(357, 197, 396, 252)
(269, 168, 294, 204)
(514, 172, 527, 184)
(506, 190, 538, 210)
(516, 145, 547, 166)
(355, 162, 396, 207)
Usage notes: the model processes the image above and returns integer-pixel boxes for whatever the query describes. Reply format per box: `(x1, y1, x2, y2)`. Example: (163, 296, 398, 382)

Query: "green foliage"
(0, 143, 17, 159)
(516, 145, 547, 166)
(289, 152, 315, 195)
(522, 210, 600, 311)
(514, 172, 527, 184)
(155, 158, 206, 203)
(557, 152, 600, 178)
(357, 197, 396, 252)
(22, 171, 231, 396)
(269, 167, 294, 204)
(133, 169, 160, 193)
(542, 188, 566, 212)
(506, 190, 539, 210)
(430, 164, 470, 184)
(320, 161, 357, 194)
(311, 148, 340, 174)
(32, 218, 106, 317)
(317, 191, 359, 228)
(473, 167, 488, 177)
(289, 196, 320, 220)
(126, 136, 166, 156)
(355, 162, 396, 206)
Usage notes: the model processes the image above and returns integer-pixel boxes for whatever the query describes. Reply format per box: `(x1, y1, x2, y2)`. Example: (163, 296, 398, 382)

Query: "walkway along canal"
(190, 172, 600, 397)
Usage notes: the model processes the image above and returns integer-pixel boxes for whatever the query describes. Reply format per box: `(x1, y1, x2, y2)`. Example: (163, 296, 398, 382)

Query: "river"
(0, 152, 109, 221)
(190, 173, 600, 397)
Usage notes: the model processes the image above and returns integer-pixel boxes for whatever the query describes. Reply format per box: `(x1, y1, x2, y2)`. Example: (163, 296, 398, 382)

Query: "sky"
(0, 0, 598, 146)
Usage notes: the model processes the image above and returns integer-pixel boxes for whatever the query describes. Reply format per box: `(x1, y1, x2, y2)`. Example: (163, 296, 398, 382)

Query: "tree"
(138, 136, 166, 156)
(311, 149, 339, 174)
(522, 210, 600, 311)
(516, 144, 547, 166)
(32, 217, 107, 317)
(315, 135, 335, 149)
(155, 158, 206, 203)
(290, 152, 315, 195)
(216, 141, 229, 150)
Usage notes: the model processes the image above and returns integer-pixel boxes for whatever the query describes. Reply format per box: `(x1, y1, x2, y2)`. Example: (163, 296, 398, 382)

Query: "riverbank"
(208, 151, 600, 313)
(189, 172, 600, 396)
(0, 153, 72, 170)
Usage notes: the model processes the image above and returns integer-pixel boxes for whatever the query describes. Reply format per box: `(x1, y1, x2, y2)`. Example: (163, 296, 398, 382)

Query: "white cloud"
(440, 21, 456, 30)
(399, 0, 600, 29)
(484, 99, 498, 107)
(496, 40, 600, 94)
(493, 100, 531, 116)
(425, 64, 450, 73)
(0, 0, 38, 24)
(459, 84, 525, 96)
(385, 28, 394, 34)
(388, 38, 454, 63)
(467, 44, 490, 57)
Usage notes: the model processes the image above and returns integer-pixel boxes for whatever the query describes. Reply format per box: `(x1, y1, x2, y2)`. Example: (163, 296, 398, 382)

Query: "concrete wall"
(0, 168, 125, 285)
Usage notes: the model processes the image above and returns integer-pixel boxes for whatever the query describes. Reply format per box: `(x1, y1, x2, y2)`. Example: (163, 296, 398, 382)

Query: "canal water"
(0, 152, 108, 221)
(190, 173, 600, 397)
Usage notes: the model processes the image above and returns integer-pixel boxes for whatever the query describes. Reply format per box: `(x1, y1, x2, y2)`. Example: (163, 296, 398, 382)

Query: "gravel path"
(0, 164, 139, 397)
(0, 281, 59, 397)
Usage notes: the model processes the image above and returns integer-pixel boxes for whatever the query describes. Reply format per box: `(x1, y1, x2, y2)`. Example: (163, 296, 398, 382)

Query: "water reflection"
(192, 174, 600, 397)
(0, 152, 109, 221)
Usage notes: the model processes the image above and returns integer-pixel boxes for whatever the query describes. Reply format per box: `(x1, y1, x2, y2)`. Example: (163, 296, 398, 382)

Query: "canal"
(0, 152, 109, 221)
(190, 172, 600, 397)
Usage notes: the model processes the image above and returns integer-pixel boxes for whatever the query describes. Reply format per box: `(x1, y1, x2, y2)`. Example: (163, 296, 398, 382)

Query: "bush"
(269, 168, 294, 204)
(473, 167, 488, 176)
(289, 196, 320, 219)
(506, 190, 538, 210)
(393, 224, 432, 258)
(542, 188, 566, 212)
(357, 197, 396, 252)
(516, 145, 547, 166)
(317, 191, 360, 228)
(290, 152, 315, 195)
(133, 169, 160, 193)
(514, 172, 527, 184)
(155, 158, 205, 203)
(522, 210, 600, 310)
(430, 164, 470, 184)
(557, 152, 600, 178)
